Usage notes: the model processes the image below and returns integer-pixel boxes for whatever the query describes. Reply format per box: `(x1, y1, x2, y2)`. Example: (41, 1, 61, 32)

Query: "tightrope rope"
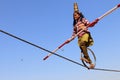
(0, 29, 120, 72)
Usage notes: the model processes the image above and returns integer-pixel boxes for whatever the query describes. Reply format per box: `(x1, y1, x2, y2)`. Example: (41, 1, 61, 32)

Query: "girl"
(66, 3, 97, 68)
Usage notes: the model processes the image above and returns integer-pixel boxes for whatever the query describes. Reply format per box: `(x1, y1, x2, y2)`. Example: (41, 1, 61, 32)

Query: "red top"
(72, 18, 90, 37)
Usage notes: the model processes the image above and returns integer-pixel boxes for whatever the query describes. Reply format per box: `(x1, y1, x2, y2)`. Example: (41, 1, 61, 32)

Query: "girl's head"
(73, 11, 81, 20)
(73, 3, 84, 20)
(73, 11, 84, 26)
(73, 11, 84, 20)
(73, 3, 84, 26)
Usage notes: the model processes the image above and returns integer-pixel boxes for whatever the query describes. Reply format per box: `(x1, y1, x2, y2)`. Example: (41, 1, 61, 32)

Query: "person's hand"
(88, 19, 99, 27)
(65, 37, 74, 44)
(65, 39, 71, 44)
(81, 26, 87, 30)
(80, 24, 87, 30)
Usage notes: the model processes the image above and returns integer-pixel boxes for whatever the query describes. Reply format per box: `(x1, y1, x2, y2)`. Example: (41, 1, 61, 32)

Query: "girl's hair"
(73, 11, 84, 26)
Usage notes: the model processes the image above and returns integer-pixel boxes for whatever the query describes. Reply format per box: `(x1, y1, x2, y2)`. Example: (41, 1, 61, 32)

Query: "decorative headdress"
(74, 2, 79, 12)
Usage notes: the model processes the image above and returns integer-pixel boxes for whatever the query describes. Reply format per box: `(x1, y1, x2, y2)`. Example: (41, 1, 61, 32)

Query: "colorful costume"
(72, 3, 94, 64)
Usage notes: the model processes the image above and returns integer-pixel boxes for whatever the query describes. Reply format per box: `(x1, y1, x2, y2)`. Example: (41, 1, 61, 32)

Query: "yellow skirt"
(78, 33, 94, 47)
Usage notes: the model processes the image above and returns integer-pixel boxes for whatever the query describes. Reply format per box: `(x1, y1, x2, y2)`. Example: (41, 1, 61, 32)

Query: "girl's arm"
(88, 19, 99, 27)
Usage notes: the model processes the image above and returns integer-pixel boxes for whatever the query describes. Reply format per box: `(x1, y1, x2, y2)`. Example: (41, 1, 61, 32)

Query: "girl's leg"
(80, 41, 92, 64)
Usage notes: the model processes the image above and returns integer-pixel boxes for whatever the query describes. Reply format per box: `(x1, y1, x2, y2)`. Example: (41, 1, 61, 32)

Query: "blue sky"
(0, 0, 120, 80)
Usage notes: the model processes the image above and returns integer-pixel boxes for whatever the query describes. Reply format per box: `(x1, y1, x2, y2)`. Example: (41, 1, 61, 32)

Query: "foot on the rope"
(89, 63, 95, 69)
(81, 57, 95, 69)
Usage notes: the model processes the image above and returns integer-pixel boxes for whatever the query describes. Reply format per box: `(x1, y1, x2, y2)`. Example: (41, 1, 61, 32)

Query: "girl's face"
(74, 12, 80, 20)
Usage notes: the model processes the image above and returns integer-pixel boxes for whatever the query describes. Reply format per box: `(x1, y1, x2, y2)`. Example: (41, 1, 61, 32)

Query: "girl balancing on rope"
(43, 2, 120, 70)
(66, 3, 98, 68)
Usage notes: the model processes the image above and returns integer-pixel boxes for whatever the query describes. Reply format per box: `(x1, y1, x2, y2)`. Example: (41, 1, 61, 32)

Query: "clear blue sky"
(0, 0, 120, 80)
